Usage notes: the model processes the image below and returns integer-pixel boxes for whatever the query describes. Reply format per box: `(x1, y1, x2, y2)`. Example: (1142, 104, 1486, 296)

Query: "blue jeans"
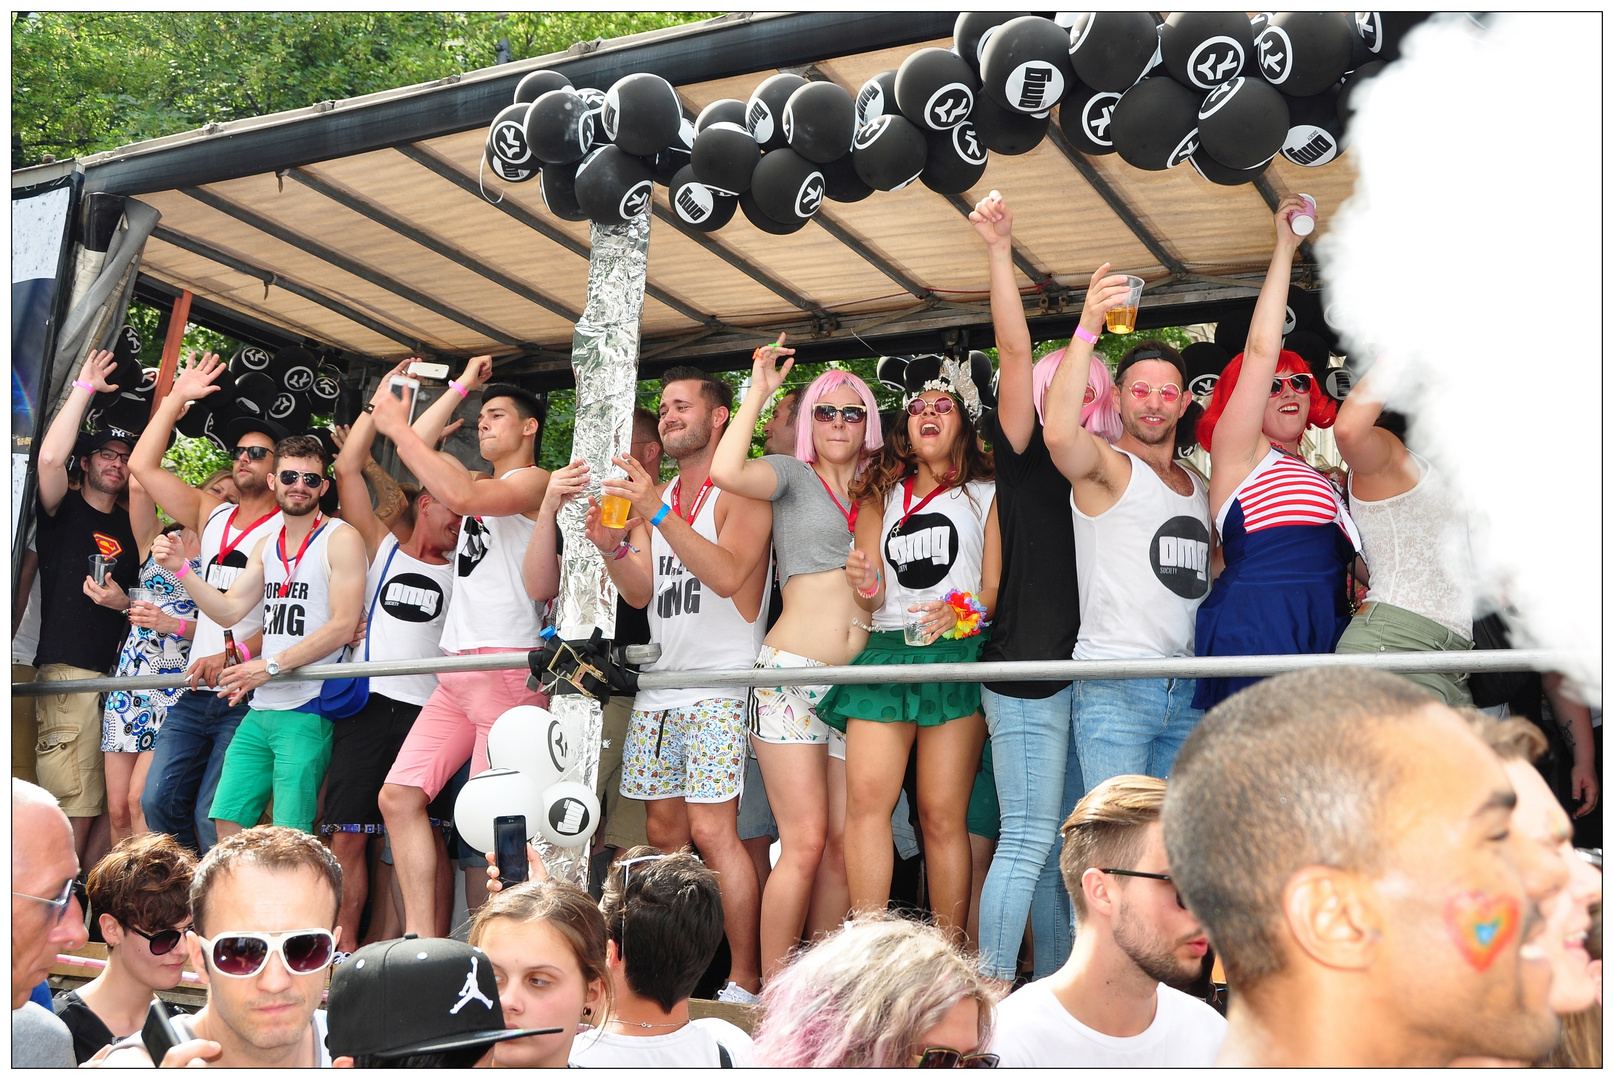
(140, 690, 247, 854)
(977, 686, 1083, 981)
(1073, 677, 1202, 794)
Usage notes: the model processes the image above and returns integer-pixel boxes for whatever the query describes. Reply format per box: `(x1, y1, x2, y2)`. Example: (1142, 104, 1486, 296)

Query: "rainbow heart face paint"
(1446, 892, 1520, 971)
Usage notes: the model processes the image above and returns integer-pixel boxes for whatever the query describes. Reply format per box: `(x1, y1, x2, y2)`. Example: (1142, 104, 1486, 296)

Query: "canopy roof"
(44, 12, 1357, 388)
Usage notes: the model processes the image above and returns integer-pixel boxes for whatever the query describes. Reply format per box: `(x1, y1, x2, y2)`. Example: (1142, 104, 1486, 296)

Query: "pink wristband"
(1072, 325, 1099, 345)
(449, 380, 469, 399)
(177, 618, 187, 637)
(177, 562, 191, 578)
(73, 379, 95, 393)
(238, 643, 251, 662)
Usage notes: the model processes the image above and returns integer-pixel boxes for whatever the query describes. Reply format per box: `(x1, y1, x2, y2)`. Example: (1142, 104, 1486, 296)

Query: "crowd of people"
(11, 190, 1601, 1068)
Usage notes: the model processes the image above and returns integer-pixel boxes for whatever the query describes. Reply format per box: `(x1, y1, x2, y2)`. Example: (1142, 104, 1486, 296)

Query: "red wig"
(1195, 349, 1336, 453)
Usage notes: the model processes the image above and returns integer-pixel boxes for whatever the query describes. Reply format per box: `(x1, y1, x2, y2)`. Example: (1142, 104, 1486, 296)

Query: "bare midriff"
(764, 567, 869, 665)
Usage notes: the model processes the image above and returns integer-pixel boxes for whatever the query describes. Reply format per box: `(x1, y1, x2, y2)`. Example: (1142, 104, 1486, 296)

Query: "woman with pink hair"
(1032, 348, 1123, 444)
(710, 339, 883, 983)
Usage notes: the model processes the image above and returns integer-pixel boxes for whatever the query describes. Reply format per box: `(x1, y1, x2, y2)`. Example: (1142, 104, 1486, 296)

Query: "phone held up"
(388, 375, 421, 426)
(141, 998, 182, 1065)
(494, 815, 529, 885)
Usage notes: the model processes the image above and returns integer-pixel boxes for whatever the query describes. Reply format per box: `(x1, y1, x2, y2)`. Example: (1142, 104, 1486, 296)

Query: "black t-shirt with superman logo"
(34, 488, 139, 671)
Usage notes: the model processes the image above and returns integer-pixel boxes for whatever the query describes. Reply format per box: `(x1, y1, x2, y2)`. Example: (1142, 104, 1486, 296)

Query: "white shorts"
(748, 646, 846, 760)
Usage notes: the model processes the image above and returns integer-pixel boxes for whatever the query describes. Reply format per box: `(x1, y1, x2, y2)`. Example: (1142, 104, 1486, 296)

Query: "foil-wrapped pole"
(542, 214, 651, 884)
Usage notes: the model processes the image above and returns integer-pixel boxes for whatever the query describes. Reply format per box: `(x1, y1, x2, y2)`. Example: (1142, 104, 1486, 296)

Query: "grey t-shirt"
(763, 455, 857, 585)
(13, 1001, 76, 1068)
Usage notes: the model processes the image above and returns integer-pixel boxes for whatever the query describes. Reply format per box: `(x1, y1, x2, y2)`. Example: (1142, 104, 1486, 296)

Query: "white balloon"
(485, 705, 564, 789)
(452, 768, 546, 855)
(535, 781, 601, 849)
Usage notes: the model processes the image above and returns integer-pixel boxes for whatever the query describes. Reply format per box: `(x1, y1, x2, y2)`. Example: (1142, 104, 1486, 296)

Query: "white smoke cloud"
(1319, 13, 1601, 702)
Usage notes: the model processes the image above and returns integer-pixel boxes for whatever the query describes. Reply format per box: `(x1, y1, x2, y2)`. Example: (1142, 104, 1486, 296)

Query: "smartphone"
(141, 998, 181, 1065)
(406, 360, 450, 381)
(388, 375, 421, 425)
(494, 815, 529, 885)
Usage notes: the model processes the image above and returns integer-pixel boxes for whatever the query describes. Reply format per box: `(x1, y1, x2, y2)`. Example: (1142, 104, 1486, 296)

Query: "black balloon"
(1110, 77, 1201, 171)
(1067, 11, 1162, 93)
(514, 69, 572, 105)
(1280, 86, 1346, 167)
(573, 146, 655, 225)
(783, 81, 857, 164)
(820, 153, 875, 204)
(747, 73, 809, 151)
(651, 118, 697, 186)
(524, 88, 594, 165)
(854, 70, 901, 127)
(1187, 145, 1268, 186)
(920, 120, 989, 195)
(738, 188, 807, 235)
(980, 15, 1072, 115)
(1255, 12, 1355, 98)
(1213, 303, 1254, 355)
(603, 73, 682, 157)
(969, 91, 1047, 155)
(696, 98, 747, 133)
(851, 114, 928, 191)
(1181, 341, 1232, 398)
(1337, 61, 1386, 133)
(691, 121, 760, 196)
(485, 102, 539, 182)
(953, 12, 1030, 77)
(1160, 11, 1254, 92)
(896, 47, 978, 131)
(668, 165, 738, 232)
(540, 161, 590, 221)
(1197, 76, 1288, 171)
(750, 148, 826, 224)
(1057, 81, 1123, 156)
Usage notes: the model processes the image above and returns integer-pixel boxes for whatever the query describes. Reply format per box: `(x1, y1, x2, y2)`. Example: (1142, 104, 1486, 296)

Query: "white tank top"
(190, 502, 284, 670)
(873, 478, 996, 632)
(1349, 451, 1474, 639)
(1071, 451, 1211, 660)
(438, 469, 546, 651)
(362, 535, 456, 706)
(635, 479, 768, 710)
(256, 517, 350, 711)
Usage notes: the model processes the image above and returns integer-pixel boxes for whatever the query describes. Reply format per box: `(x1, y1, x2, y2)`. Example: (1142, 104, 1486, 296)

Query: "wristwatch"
(264, 656, 281, 676)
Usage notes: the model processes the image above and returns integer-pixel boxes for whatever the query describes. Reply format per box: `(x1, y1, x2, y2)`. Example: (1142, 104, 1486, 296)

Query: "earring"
(583, 1007, 593, 1018)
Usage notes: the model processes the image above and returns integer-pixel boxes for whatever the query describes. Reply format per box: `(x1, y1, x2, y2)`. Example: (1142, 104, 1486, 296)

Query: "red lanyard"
(669, 476, 714, 525)
(274, 516, 324, 599)
(218, 507, 277, 563)
(816, 470, 857, 534)
(897, 474, 951, 530)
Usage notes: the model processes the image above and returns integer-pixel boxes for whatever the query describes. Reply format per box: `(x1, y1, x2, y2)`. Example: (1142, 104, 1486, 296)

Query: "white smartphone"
(389, 376, 421, 425)
(406, 360, 450, 381)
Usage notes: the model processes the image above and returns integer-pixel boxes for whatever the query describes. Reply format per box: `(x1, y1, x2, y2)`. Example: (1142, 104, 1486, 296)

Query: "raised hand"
(151, 532, 187, 572)
(483, 842, 551, 894)
(751, 334, 795, 397)
(170, 352, 224, 403)
(601, 453, 663, 521)
(1273, 193, 1311, 252)
(541, 459, 591, 517)
(457, 355, 494, 392)
(969, 189, 1014, 248)
(79, 349, 119, 393)
(1077, 262, 1135, 338)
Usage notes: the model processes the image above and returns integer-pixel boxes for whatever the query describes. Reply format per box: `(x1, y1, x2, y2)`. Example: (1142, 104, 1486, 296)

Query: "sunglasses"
(128, 923, 191, 957)
(812, 403, 868, 424)
(1270, 373, 1314, 396)
(1100, 867, 1186, 909)
(1127, 381, 1182, 403)
(906, 396, 956, 417)
(11, 877, 82, 925)
(277, 470, 326, 489)
(230, 445, 273, 461)
(915, 1048, 1000, 1069)
(196, 929, 335, 978)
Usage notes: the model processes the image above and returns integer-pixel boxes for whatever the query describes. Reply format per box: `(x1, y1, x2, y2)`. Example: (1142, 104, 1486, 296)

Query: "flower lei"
(941, 589, 986, 640)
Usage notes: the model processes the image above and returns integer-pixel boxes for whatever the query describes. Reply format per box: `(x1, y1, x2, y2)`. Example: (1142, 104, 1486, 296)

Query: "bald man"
(12, 779, 87, 1066)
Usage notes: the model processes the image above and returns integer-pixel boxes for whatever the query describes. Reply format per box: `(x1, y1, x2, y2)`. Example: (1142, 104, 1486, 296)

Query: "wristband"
(176, 562, 191, 578)
(856, 568, 882, 599)
(73, 379, 95, 393)
(1072, 325, 1099, 346)
(649, 504, 670, 528)
(177, 618, 187, 637)
(613, 541, 639, 561)
(238, 643, 251, 663)
(449, 380, 469, 399)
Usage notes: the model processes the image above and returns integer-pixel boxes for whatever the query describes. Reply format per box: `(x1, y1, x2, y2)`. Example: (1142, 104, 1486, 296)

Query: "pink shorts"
(383, 651, 548, 800)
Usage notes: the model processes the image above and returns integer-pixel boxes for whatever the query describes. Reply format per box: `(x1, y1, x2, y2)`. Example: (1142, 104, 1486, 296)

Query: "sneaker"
(716, 981, 761, 1005)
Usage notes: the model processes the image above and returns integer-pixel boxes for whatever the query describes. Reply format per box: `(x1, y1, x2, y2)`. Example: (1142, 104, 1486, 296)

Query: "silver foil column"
(542, 214, 651, 884)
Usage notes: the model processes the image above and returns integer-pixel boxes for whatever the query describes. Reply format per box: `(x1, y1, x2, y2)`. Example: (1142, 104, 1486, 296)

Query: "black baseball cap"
(324, 934, 561, 1060)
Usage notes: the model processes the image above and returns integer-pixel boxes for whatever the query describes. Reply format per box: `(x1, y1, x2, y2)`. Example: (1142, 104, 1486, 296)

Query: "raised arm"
(1332, 361, 1415, 497)
(333, 365, 409, 561)
(128, 474, 161, 561)
(523, 459, 590, 603)
(130, 352, 227, 532)
(971, 191, 1035, 453)
(37, 350, 118, 515)
(1044, 263, 1134, 486)
(154, 531, 266, 628)
(710, 336, 792, 500)
(412, 355, 490, 446)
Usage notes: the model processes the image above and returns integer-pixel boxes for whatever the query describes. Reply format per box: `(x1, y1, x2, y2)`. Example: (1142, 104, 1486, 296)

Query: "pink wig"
(793, 368, 883, 465)
(1032, 348, 1123, 443)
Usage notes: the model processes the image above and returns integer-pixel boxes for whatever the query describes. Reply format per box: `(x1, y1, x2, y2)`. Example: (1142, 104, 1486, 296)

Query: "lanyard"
(897, 474, 951, 530)
(670, 476, 714, 525)
(815, 470, 857, 534)
(274, 516, 324, 599)
(218, 507, 277, 563)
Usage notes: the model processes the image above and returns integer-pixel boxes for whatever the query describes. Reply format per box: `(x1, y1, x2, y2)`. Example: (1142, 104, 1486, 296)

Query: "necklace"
(609, 1017, 688, 1030)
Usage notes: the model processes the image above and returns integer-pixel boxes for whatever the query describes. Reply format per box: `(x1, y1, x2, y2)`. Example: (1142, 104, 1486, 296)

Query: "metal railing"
(11, 648, 1587, 697)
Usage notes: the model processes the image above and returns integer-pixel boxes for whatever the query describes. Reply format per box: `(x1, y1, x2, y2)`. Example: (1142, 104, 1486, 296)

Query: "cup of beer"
(599, 494, 632, 530)
(904, 607, 932, 647)
(1106, 276, 1146, 335)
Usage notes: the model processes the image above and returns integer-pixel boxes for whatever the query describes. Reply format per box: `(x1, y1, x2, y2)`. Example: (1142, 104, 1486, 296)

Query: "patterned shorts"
(749, 646, 845, 759)
(621, 698, 747, 805)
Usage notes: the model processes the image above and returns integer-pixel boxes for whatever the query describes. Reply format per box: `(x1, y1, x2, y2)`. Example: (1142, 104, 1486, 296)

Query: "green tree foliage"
(12, 11, 714, 165)
(161, 434, 231, 490)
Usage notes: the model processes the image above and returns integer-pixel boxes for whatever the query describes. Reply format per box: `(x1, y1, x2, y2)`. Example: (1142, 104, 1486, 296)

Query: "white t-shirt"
(568, 1017, 754, 1068)
(989, 980, 1225, 1068)
(874, 478, 996, 631)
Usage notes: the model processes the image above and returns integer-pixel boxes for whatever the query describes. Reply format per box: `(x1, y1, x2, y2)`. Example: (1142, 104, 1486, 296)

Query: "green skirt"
(819, 631, 985, 731)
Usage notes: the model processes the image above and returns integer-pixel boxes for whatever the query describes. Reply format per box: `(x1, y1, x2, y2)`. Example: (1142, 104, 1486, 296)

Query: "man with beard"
(1163, 668, 1568, 1067)
(989, 775, 1225, 1066)
(587, 366, 773, 1001)
(372, 356, 551, 938)
(33, 348, 141, 859)
(1043, 275, 1211, 796)
(155, 435, 365, 835)
(131, 351, 286, 854)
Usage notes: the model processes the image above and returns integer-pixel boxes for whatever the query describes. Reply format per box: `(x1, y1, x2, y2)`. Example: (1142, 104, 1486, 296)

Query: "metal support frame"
(283, 166, 582, 323)
(180, 185, 527, 346)
(134, 275, 306, 354)
(396, 144, 717, 328)
(1044, 125, 1191, 279)
(150, 224, 432, 353)
(811, 208, 937, 302)
(941, 193, 1051, 287)
(649, 202, 826, 318)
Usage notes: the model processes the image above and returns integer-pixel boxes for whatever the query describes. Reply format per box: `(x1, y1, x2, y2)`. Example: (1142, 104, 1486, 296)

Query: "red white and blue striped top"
(1218, 448, 1361, 549)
